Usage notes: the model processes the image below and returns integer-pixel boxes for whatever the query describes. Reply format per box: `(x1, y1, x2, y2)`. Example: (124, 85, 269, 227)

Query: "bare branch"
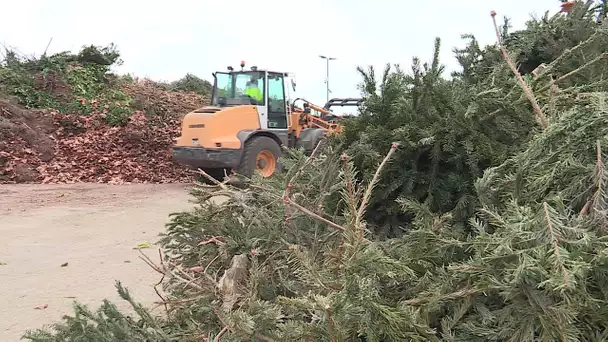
(285, 198, 346, 231)
(490, 11, 548, 129)
(196, 168, 228, 190)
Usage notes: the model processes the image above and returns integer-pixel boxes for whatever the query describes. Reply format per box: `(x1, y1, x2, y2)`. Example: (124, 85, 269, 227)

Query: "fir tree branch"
(138, 249, 163, 273)
(579, 200, 592, 215)
(154, 249, 169, 313)
(215, 325, 229, 340)
(591, 140, 608, 231)
(251, 180, 348, 232)
(593, 139, 605, 207)
(273, 141, 349, 232)
(340, 153, 360, 221)
(211, 307, 277, 342)
(484, 37, 608, 117)
(138, 248, 211, 291)
(533, 30, 604, 81)
(197, 236, 226, 246)
(283, 140, 325, 226)
(403, 287, 480, 306)
(356, 142, 399, 226)
(289, 244, 343, 291)
(211, 307, 232, 339)
(325, 305, 338, 342)
(197, 161, 347, 233)
(491, 10, 549, 129)
(204, 254, 221, 274)
(285, 140, 325, 192)
(542, 202, 569, 283)
(536, 53, 608, 93)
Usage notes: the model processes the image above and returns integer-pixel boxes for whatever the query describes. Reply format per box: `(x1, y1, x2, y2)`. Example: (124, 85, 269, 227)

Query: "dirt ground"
(0, 183, 194, 341)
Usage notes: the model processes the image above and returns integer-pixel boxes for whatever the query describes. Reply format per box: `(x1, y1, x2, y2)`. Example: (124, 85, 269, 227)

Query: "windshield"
(211, 71, 265, 106)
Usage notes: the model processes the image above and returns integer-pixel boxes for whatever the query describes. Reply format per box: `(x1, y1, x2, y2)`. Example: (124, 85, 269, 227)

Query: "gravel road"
(0, 183, 193, 341)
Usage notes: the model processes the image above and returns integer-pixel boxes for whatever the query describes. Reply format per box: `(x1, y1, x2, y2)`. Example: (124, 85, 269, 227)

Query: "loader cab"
(211, 66, 290, 130)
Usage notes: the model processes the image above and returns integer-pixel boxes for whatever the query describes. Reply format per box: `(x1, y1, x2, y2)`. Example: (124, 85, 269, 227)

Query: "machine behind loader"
(172, 61, 362, 179)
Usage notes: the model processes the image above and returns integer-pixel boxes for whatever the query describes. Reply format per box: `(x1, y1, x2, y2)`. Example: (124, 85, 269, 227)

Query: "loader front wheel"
(238, 136, 282, 178)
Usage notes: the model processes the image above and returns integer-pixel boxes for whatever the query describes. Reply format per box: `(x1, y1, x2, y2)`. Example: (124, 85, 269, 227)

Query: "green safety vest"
(245, 87, 263, 102)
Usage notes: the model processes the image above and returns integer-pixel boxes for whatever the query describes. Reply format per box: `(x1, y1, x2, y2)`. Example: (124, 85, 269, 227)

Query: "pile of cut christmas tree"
(23, 1, 608, 341)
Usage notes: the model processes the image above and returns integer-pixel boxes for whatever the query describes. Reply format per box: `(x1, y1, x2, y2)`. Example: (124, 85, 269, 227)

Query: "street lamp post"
(319, 55, 336, 103)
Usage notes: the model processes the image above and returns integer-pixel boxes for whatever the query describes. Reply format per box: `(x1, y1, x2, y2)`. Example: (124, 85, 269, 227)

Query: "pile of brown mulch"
(121, 78, 208, 119)
(0, 101, 56, 183)
(36, 111, 193, 184)
(0, 83, 207, 184)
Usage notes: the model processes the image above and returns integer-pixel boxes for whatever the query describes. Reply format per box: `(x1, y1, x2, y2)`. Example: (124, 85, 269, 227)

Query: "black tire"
(237, 136, 282, 178)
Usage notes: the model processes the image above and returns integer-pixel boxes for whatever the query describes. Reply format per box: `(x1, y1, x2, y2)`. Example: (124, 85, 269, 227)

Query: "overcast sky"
(3, 0, 560, 106)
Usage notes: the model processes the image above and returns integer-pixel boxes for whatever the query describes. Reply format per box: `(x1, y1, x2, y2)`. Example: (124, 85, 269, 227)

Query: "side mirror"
(291, 78, 296, 92)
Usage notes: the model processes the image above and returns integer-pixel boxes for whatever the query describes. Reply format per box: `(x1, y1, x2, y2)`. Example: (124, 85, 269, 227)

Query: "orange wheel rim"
(256, 150, 276, 177)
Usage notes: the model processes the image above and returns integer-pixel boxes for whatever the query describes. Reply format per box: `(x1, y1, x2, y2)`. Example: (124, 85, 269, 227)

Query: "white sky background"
(2, 0, 560, 108)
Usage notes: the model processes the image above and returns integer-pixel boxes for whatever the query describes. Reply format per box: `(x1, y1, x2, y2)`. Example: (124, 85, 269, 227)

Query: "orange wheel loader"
(172, 61, 362, 179)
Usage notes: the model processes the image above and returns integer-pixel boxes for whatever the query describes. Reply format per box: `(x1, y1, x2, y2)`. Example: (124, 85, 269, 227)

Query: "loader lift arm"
(323, 98, 363, 110)
(291, 97, 362, 117)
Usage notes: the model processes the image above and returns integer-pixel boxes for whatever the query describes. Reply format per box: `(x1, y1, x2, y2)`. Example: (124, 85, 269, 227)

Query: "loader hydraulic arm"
(290, 98, 344, 134)
(291, 98, 331, 116)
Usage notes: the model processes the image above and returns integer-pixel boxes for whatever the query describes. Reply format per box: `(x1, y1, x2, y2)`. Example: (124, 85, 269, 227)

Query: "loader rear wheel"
(238, 136, 282, 178)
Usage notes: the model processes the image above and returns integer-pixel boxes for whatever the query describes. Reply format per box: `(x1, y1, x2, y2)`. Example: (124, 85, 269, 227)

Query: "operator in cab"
(244, 78, 263, 105)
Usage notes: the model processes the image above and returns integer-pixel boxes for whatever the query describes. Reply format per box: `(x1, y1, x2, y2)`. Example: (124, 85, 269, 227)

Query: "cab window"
(267, 73, 285, 113)
(212, 71, 265, 106)
(267, 73, 287, 128)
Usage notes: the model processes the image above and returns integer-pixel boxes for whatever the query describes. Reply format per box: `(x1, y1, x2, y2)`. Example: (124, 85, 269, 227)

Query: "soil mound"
(0, 101, 55, 182)
(0, 92, 204, 184)
(0, 44, 209, 184)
